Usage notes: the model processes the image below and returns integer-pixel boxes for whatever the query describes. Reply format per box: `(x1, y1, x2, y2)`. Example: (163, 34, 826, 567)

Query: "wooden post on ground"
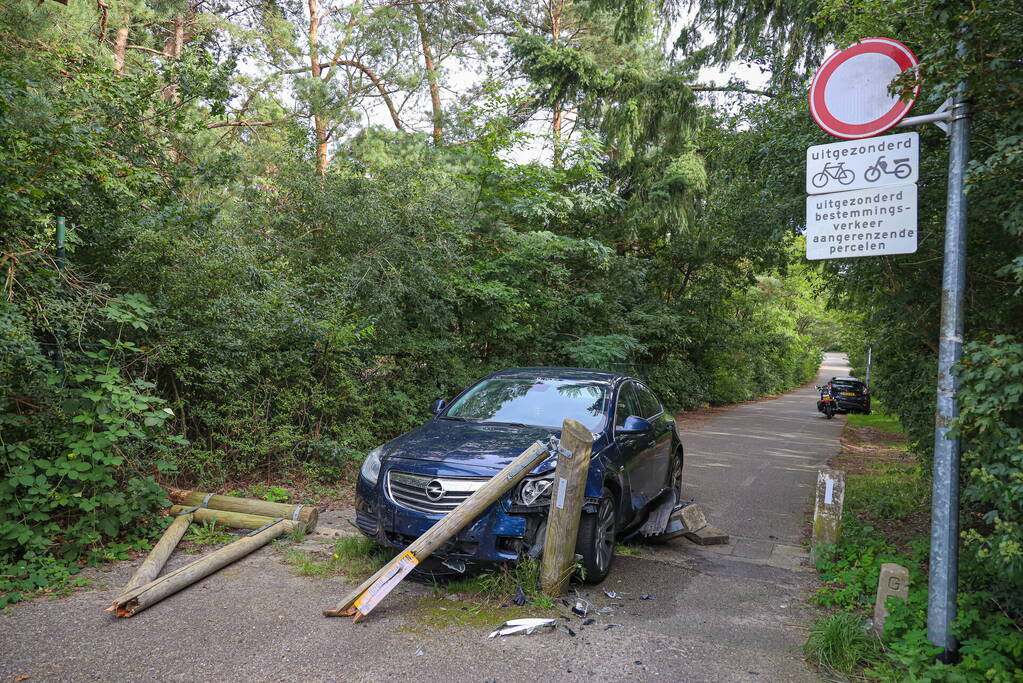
(323, 439, 551, 619)
(119, 513, 193, 597)
(108, 520, 295, 617)
(812, 468, 846, 550)
(167, 489, 317, 533)
(167, 505, 304, 533)
(541, 419, 594, 596)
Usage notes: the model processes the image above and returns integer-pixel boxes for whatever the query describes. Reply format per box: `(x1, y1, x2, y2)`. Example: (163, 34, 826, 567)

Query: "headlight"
(517, 475, 554, 506)
(360, 446, 384, 485)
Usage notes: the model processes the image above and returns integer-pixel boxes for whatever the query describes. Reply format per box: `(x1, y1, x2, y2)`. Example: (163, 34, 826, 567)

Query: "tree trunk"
(552, 101, 564, 167)
(113, 16, 128, 73)
(413, 1, 443, 145)
(161, 15, 185, 102)
(309, 0, 329, 175)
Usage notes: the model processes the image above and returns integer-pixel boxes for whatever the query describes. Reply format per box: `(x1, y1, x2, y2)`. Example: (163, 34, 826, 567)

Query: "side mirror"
(430, 399, 446, 415)
(616, 415, 652, 434)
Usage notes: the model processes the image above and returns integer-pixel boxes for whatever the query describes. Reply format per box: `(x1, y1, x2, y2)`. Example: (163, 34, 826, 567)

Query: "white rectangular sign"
(805, 184, 918, 260)
(806, 132, 918, 195)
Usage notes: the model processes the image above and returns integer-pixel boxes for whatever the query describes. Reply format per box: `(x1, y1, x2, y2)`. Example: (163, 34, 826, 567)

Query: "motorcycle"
(815, 385, 836, 420)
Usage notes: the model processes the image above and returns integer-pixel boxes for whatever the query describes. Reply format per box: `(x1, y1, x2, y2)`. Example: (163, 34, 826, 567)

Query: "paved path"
(0, 355, 849, 682)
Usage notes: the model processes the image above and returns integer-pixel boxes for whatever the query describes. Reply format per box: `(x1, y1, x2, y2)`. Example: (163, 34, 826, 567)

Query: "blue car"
(354, 367, 684, 583)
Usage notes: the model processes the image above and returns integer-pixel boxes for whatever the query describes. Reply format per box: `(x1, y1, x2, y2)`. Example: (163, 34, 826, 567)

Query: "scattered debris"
(512, 586, 527, 607)
(604, 623, 622, 631)
(556, 624, 576, 637)
(603, 588, 623, 599)
(571, 597, 593, 617)
(441, 558, 466, 574)
(582, 618, 595, 626)
(640, 593, 652, 600)
(488, 618, 557, 638)
(596, 606, 615, 615)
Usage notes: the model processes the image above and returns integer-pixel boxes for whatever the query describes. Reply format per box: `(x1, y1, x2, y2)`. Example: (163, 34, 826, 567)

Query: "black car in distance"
(825, 376, 871, 415)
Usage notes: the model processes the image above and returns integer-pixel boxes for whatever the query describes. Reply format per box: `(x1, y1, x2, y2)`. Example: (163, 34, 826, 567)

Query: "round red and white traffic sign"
(809, 37, 920, 140)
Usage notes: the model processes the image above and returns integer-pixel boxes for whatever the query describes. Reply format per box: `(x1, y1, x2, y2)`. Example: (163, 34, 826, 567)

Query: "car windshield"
(444, 377, 609, 431)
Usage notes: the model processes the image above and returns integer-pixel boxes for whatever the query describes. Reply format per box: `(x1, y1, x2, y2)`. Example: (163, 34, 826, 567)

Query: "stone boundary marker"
(873, 562, 910, 635)
(812, 468, 846, 549)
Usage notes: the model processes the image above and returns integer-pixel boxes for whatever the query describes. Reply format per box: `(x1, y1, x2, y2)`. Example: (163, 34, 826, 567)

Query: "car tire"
(667, 449, 683, 499)
(576, 486, 616, 584)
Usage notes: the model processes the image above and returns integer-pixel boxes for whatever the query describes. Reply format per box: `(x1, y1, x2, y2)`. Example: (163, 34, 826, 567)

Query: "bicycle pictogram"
(864, 156, 912, 183)
(811, 161, 855, 189)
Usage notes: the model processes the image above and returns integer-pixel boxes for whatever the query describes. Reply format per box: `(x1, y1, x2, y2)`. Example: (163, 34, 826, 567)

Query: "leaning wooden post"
(109, 519, 295, 617)
(323, 439, 551, 619)
(541, 419, 594, 596)
(119, 513, 193, 597)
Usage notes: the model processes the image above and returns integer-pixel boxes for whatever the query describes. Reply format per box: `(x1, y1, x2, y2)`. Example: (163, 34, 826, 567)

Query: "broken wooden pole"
(167, 505, 300, 532)
(109, 519, 295, 617)
(119, 513, 193, 597)
(541, 419, 594, 596)
(323, 439, 550, 619)
(167, 488, 317, 532)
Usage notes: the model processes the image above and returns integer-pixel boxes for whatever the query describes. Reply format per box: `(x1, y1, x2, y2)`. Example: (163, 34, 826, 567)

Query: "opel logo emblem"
(425, 479, 445, 502)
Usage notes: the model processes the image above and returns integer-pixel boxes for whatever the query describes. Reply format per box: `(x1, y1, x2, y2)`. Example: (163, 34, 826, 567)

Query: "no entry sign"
(809, 38, 920, 140)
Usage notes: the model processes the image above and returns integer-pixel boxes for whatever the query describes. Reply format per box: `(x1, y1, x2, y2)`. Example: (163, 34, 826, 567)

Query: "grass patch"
(845, 462, 929, 521)
(846, 409, 905, 435)
(440, 559, 556, 608)
(281, 535, 391, 579)
(804, 612, 879, 676)
(183, 520, 236, 549)
(614, 543, 643, 557)
(404, 597, 535, 632)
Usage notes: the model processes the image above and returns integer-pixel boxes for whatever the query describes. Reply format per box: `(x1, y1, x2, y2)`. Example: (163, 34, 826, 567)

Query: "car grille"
(386, 471, 489, 515)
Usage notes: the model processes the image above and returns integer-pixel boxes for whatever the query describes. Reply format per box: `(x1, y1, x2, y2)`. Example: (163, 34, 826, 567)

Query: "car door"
(611, 381, 648, 520)
(632, 382, 672, 497)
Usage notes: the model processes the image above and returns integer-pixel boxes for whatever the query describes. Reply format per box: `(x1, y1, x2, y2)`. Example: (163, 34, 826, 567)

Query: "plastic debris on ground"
(596, 606, 615, 615)
(603, 588, 623, 600)
(556, 624, 576, 637)
(640, 593, 652, 600)
(511, 586, 527, 607)
(487, 618, 557, 638)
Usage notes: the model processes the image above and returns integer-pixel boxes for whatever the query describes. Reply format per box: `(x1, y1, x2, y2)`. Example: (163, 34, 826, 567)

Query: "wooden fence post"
(541, 419, 594, 596)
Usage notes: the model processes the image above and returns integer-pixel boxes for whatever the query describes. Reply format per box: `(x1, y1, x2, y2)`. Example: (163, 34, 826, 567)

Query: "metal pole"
(927, 70, 970, 658)
(865, 346, 872, 385)
(56, 216, 66, 273)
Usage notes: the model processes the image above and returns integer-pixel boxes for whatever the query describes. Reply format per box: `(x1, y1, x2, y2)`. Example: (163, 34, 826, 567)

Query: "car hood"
(382, 420, 566, 474)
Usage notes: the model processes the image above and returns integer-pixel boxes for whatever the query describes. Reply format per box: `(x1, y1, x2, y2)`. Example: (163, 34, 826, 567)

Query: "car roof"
(488, 367, 623, 383)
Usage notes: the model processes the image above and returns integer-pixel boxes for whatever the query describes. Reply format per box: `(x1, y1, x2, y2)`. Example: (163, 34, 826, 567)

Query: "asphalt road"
(1, 354, 850, 682)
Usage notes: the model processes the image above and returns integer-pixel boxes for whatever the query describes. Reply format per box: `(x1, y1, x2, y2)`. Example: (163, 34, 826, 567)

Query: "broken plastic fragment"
(604, 623, 622, 630)
(640, 593, 652, 600)
(596, 606, 615, 615)
(512, 586, 526, 607)
(603, 589, 623, 600)
(487, 618, 557, 638)
(556, 624, 576, 637)
(582, 618, 595, 626)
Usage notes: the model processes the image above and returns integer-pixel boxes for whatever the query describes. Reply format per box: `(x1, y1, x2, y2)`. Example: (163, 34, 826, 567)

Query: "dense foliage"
(0, 0, 826, 603)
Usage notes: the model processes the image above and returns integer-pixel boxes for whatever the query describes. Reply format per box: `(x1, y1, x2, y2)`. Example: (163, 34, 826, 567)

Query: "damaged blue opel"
(354, 367, 685, 584)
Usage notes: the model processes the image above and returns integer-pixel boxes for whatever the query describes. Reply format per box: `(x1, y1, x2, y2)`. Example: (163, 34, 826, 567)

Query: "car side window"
(614, 382, 641, 427)
(634, 383, 662, 419)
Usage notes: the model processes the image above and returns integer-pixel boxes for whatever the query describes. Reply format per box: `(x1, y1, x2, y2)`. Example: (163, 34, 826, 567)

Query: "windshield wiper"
(482, 421, 540, 429)
(439, 416, 482, 422)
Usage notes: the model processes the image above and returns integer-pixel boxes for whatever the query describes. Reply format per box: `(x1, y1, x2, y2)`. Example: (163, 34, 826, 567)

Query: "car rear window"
(445, 378, 609, 431)
(832, 380, 864, 392)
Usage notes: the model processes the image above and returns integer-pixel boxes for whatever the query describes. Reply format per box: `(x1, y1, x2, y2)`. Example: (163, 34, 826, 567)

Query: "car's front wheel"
(576, 486, 616, 584)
